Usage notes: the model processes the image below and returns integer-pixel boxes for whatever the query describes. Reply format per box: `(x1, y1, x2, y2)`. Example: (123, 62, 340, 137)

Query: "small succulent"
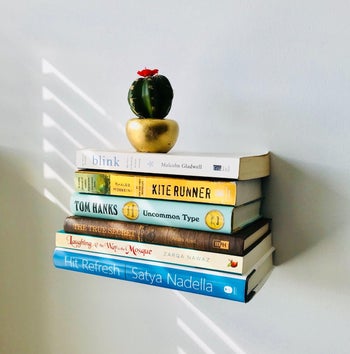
(128, 68, 174, 119)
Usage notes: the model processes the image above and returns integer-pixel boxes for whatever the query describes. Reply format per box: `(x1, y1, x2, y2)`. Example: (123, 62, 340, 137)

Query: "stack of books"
(53, 149, 274, 303)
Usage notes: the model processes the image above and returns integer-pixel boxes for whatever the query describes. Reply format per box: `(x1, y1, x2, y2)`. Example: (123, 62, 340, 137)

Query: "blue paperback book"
(53, 247, 274, 302)
(70, 192, 261, 234)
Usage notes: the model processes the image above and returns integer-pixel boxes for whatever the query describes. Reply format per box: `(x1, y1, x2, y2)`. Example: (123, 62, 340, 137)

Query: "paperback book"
(70, 192, 262, 234)
(55, 230, 272, 274)
(76, 149, 270, 180)
(53, 246, 275, 302)
(64, 216, 271, 256)
(74, 170, 262, 206)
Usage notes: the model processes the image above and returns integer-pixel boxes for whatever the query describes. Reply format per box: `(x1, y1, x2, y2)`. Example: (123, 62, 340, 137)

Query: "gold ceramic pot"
(126, 118, 179, 153)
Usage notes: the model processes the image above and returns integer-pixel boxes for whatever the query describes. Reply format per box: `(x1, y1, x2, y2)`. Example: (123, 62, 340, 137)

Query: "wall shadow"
(262, 152, 349, 265)
(0, 147, 66, 354)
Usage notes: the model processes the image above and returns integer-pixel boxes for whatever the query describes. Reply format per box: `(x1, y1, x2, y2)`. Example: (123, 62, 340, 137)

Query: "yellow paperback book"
(74, 170, 262, 206)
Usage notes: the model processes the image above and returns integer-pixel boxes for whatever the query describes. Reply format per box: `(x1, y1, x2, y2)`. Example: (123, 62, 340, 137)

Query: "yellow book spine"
(75, 171, 237, 205)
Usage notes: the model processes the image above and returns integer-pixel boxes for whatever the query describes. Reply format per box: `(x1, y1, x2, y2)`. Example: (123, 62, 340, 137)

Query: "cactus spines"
(128, 68, 173, 119)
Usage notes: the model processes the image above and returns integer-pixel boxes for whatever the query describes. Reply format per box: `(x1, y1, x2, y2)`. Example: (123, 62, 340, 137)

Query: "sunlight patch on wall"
(42, 59, 109, 118)
(42, 139, 76, 169)
(177, 318, 216, 354)
(44, 188, 70, 215)
(175, 291, 246, 354)
(42, 86, 114, 149)
(43, 114, 83, 149)
(43, 163, 74, 193)
(42, 58, 115, 213)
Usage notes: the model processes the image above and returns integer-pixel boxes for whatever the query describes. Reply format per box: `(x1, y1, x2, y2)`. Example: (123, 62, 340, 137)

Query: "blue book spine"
(70, 192, 251, 234)
(53, 248, 248, 302)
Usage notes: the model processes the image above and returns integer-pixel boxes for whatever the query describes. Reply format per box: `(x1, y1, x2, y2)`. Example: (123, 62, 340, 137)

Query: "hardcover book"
(76, 149, 270, 180)
(70, 192, 262, 234)
(64, 216, 271, 256)
(74, 170, 262, 206)
(53, 246, 274, 302)
(55, 230, 272, 274)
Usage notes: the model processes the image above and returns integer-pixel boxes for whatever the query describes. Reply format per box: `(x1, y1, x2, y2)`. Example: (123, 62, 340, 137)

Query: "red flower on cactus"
(137, 68, 159, 77)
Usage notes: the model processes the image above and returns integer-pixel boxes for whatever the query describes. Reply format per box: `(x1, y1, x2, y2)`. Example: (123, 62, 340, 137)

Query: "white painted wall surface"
(1, 1, 349, 353)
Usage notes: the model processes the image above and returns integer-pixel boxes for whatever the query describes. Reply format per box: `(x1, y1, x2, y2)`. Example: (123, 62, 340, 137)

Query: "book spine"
(56, 231, 271, 274)
(76, 150, 243, 179)
(74, 170, 247, 205)
(64, 216, 249, 255)
(53, 248, 248, 302)
(70, 192, 242, 233)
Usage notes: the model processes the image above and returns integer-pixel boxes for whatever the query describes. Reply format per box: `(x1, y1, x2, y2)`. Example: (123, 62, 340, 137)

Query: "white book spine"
(76, 149, 242, 179)
(56, 231, 272, 275)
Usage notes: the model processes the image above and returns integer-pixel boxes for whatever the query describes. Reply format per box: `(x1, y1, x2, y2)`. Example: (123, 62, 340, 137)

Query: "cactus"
(128, 68, 173, 119)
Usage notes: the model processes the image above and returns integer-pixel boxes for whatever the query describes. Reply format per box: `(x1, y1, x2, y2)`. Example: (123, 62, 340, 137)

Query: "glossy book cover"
(70, 192, 262, 234)
(53, 247, 274, 302)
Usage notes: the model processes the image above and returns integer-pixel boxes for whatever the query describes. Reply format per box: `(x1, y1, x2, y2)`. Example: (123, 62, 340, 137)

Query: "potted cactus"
(126, 68, 179, 153)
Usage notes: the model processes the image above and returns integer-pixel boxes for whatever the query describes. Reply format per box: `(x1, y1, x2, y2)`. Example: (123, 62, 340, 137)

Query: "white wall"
(1, 1, 349, 353)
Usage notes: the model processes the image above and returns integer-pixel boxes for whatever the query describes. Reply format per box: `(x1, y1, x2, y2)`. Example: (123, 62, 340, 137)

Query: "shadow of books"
(262, 153, 349, 265)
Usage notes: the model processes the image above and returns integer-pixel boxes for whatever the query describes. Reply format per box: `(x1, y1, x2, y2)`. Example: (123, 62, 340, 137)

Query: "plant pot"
(126, 118, 179, 153)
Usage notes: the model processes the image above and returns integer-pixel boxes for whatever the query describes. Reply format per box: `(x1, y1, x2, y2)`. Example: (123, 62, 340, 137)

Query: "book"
(74, 170, 262, 206)
(55, 230, 272, 274)
(53, 246, 274, 302)
(76, 149, 270, 180)
(70, 192, 262, 234)
(64, 216, 271, 256)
